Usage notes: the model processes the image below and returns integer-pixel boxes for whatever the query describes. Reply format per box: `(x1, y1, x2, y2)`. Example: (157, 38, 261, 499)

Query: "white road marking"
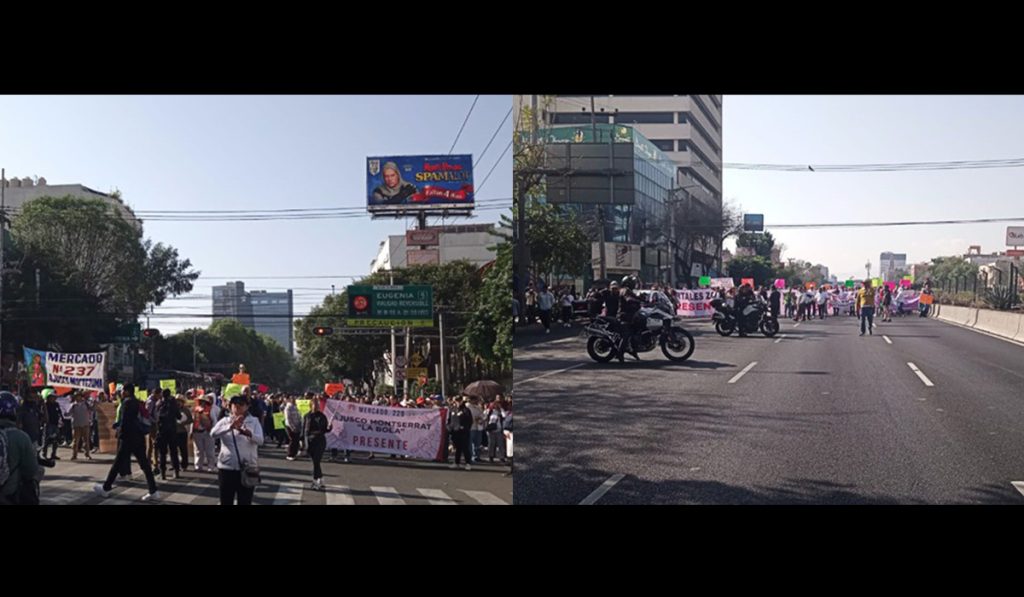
(460, 490, 509, 505)
(883, 335, 893, 344)
(793, 322, 801, 328)
(371, 486, 406, 505)
(579, 473, 626, 505)
(1012, 482, 1024, 498)
(272, 481, 304, 505)
(417, 488, 457, 505)
(907, 362, 935, 387)
(516, 363, 585, 385)
(728, 361, 759, 384)
(324, 484, 356, 505)
(774, 334, 787, 344)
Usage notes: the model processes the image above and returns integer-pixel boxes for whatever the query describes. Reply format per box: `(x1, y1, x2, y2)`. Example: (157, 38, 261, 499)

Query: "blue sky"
(0, 95, 512, 335)
(723, 95, 1024, 280)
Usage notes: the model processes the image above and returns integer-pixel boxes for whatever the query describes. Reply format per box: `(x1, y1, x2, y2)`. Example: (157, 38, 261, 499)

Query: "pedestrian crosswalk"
(40, 473, 509, 505)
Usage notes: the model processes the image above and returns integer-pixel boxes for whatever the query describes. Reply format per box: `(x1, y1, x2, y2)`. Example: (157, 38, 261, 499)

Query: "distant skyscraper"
(212, 282, 293, 355)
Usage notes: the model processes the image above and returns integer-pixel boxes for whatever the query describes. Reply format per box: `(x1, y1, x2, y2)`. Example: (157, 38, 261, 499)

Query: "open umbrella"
(461, 380, 504, 400)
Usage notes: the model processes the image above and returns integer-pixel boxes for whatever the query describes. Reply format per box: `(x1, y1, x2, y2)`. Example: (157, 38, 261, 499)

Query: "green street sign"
(347, 285, 434, 327)
(99, 322, 141, 344)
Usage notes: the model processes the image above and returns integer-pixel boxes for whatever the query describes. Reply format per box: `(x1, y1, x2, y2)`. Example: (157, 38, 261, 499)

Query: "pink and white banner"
(322, 400, 446, 461)
(676, 289, 718, 318)
(896, 290, 919, 311)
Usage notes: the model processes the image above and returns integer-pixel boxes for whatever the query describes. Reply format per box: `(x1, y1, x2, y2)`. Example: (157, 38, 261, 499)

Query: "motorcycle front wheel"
(760, 318, 780, 337)
(586, 336, 617, 363)
(661, 328, 695, 361)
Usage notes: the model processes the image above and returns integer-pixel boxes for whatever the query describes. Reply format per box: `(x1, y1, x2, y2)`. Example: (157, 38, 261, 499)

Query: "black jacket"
(455, 407, 473, 435)
(604, 290, 620, 316)
(155, 399, 180, 437)
(117, 398, 145, 442)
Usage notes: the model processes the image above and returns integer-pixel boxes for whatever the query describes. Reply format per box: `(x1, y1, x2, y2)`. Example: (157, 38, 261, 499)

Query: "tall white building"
(370, 224, 508, 273)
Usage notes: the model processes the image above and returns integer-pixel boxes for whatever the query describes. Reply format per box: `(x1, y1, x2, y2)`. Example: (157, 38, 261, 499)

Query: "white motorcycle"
(585, 291, 695, 362)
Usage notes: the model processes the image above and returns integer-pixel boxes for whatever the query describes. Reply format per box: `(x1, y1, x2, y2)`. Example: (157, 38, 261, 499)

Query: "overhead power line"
(768, 216, 1024, 229)
(448, 95, 480, 154)
(726, 157, 1024, 172)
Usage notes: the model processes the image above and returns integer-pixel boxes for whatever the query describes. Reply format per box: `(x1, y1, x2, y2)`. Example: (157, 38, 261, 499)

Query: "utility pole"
(514, 96, 535, 310)
(390, 271, 398, 397)
(590, 96, 610, 281)
(438, 307, 447, 399)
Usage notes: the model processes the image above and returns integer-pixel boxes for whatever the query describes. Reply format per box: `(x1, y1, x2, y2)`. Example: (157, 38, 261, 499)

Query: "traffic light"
(313, 326, 334, 336)
(142, 328, 160, 338)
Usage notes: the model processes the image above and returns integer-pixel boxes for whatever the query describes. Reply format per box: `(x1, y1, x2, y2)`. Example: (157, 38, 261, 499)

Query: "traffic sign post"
(347, 285, 434, 327)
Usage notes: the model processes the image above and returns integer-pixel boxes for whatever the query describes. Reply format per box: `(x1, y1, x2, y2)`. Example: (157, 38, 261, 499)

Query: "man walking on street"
(69, 393, 93, 461)
(94, 384, 160, 501)
(154, 389, 181, 480)
(857, 279, 876, 336)
(537, 286, 555, 334)
(42, 393, 62, 460)
(284, 396, 302, 461)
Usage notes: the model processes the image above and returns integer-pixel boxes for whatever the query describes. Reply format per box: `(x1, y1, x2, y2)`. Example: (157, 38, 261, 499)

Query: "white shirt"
(817, 292, 828, 305)
(211, 413, 264, 471)
(560, 295, 573, 307)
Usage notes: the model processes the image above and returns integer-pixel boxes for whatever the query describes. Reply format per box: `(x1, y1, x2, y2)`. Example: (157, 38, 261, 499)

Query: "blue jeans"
(470, 430, 483, 461)
(860, 306, 875, 333)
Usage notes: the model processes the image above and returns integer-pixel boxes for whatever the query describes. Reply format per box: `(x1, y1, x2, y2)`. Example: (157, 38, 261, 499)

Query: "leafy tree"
(3, 195, 198, 355)
(461, 223, 512, 373)
(526, 201, 589, 283)
(726, 255, 775, 287)
(736, 231, 776, 258)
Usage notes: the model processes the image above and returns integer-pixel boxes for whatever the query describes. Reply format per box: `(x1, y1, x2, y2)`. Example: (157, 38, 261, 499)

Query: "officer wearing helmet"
(0, 391, 39, 504)
(616, 275, 645, 361)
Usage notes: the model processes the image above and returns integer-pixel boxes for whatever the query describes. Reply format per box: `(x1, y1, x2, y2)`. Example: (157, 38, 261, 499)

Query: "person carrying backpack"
(155, 389, 181, 480)
(0, 392, 40, 505)
(94, 384, 160, 501)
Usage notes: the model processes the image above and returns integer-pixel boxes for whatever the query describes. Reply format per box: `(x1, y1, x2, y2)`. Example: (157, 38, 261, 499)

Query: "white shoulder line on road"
(907, 362, 935, 387)
(883, 335, 893, 344)
(516, 363, 586, 385)
(728, 361, 759, 384)
(933, 318, 1024, 349)
(371, 486, 406, 505)
(1012, 482, 1024, 499)
(459, 489, 509, 505)
(774, 334, 787, 344)
(579, 473, 626, 505)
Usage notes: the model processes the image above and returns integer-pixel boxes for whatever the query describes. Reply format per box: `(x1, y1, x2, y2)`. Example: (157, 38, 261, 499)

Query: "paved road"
(513, 312, 1024, 504)
(39, 443, 511, 505)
